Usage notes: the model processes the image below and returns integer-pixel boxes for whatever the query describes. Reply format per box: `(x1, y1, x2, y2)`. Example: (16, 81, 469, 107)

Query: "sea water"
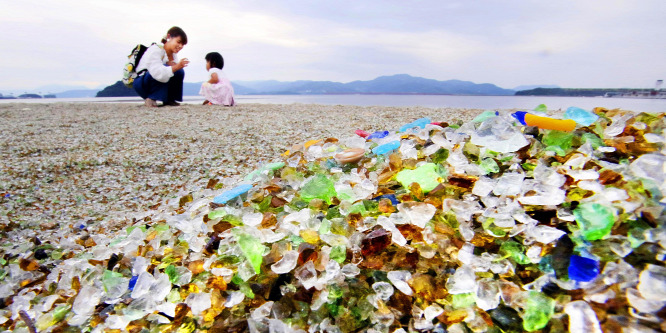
(2, 94, 665, 112)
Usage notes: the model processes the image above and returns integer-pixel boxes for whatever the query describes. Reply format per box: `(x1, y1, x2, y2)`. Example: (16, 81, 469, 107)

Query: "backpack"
(122, 43, 154, 88)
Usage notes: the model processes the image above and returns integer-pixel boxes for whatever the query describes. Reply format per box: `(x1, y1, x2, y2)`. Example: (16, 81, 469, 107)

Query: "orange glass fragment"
(207, 276, 228, 291)
(378, 198, 396, 214)
(19, 258, 39, 271)
(188, 260, 205, 275)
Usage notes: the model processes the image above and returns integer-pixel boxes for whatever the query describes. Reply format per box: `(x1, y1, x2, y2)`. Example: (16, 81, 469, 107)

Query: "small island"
(515, 80, 665, 98)
(96, 81, 139, 97)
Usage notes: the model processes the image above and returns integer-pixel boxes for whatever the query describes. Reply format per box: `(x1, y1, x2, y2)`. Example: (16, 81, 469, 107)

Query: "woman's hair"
(205, 52, 224, 69)
(161, 26, 188, 45)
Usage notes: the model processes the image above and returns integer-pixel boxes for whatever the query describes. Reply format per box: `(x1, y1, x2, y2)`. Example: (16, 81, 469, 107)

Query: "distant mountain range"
(55, 89, 98, 98)
(234, 74, 515, 95)
(5, 75, 567, 98)
(0, 84, 104, 99)
(93, 74, 517, 98)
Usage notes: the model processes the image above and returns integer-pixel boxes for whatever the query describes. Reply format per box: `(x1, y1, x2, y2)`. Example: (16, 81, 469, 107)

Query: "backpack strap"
(136, 43, 159, 76)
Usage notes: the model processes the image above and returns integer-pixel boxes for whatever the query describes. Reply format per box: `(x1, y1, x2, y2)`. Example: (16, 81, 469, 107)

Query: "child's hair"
(161, 26, 188, 45)
(205, 52, 224, 69)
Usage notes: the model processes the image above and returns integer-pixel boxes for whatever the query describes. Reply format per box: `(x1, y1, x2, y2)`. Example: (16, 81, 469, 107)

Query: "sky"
(2, 0, 665, 93)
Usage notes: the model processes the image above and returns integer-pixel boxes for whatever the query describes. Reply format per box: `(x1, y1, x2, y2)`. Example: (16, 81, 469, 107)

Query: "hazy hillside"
(90, 74, 520, 97)
(56, 89, 99, 98)
(96, 81, 252, 97)
(235, 74, 515, 95)
(183, 82, 255, 96)
(96, 81, 139, 97)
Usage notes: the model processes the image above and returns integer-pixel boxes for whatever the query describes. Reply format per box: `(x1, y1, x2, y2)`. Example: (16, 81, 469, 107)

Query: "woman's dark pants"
(133, 68, 184, 103)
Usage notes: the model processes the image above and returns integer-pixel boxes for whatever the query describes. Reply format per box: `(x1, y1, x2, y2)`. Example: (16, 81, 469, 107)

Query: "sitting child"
(199, 52, 235, 106)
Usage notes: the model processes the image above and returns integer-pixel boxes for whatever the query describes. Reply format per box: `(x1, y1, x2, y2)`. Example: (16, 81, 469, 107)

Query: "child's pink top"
(199, 68, 235, 106)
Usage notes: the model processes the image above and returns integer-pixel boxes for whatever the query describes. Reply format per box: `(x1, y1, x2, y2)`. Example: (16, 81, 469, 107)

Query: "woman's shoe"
(163, 101, 181, 106)
(144, 98, 158, 107)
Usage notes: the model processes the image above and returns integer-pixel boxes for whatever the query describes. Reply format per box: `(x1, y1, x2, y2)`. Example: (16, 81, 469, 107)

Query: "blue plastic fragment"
(412, 118, 431, 128)
(511, 111, 528, 125)
(568, 255, 600, 282)
(399, 117, 431, 132)
(564, 106, 599, 126)
(128, 275, 138, 291)
(372, 194, 400, 205)
(213, 184, 254, 204)
(367, 130, 390, 140)
(372, 140, 401, 155)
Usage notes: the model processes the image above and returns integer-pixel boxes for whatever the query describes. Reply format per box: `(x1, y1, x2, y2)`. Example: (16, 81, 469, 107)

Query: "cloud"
(1, 0, 665, 91)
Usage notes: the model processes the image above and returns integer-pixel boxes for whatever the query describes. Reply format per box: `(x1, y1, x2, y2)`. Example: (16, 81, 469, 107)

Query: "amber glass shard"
(188, 260, 205, 275)
(19, 258, 40, 271)
(447, 175, 478, 189)
(389, 153, 402, 170)
(599, 169, 623, 185)
(396, 224, 424, 242)
(207, 276, 228, 291)
(378, 198, 396, 214)
(298, 246, 318, 265)
(261, 212, 278, 229)
(408, 182, 424, 201)
(361, 228, 392, 256)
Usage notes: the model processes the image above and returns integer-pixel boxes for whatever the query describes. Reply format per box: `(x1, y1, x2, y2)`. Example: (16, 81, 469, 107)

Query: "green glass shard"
(236, 232, 266, 274)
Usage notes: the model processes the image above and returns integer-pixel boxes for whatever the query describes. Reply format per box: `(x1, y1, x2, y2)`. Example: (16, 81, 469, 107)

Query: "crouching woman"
(134, 26, 189, 107)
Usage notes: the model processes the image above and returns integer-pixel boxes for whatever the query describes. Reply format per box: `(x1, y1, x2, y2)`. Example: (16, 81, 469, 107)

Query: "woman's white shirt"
(136, 44, 178, 83)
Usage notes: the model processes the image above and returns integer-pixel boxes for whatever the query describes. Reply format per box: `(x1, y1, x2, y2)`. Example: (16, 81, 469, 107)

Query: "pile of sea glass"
(2, 106, 665, 332)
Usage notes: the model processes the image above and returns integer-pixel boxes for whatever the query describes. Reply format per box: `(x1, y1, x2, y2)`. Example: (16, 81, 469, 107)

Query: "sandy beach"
(0, 102, 483, 243)
(2, 102, 665, 332)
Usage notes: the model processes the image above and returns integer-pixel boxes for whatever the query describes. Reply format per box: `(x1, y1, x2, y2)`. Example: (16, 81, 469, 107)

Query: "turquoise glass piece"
(213, 184, 254, 204)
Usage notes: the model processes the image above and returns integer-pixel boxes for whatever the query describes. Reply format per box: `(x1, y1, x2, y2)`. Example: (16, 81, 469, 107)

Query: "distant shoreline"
(4, 91, 664, 99)
(516, 87, 666, 98)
